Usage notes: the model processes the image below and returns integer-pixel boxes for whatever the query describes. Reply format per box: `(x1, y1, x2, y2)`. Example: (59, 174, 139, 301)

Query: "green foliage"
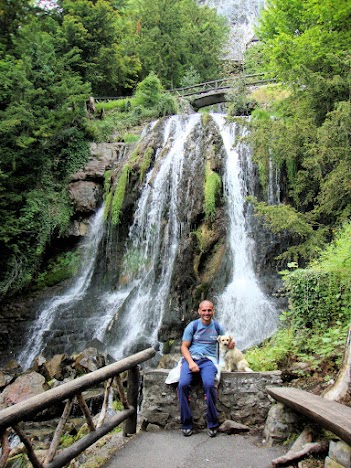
(60, 433, 76, 448)
(35, 250, 81, 289)
(204, 162, 222, 221)
(87, 77, 178, 142)
(247, 0, 351, 268)
(284, 269, 351, 327)
(58, 0, 141, 95)
(134, 72, 163, 108)
(248, 196, 328, 263)
(249, 222, 351, 374)
(139, 147, 154, 182)
(0, 12, 91, 298)
(112, 399, 124, 411)
(111, 164, 130, 225)
(132, 0, 229, 87)
(246, 327, 297, 371)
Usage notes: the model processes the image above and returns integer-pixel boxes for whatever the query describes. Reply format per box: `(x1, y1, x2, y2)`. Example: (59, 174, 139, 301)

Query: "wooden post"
(12, 424, 43, 468)
(96, 378, 113, 429)
(45, 408, 134, 468)
(115, 374, 129, 409)
(123, 366, 139, 437)
(76, 393, 95, 432)
(44, 398, 73, 464)
(0, 429, 11, 467)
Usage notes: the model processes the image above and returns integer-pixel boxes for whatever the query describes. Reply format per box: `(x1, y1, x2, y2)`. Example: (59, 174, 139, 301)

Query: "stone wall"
(140, 369, 282, 430)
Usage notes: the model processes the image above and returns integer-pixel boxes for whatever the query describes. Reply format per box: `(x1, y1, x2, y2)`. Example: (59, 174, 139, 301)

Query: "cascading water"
(212, 114, 278, 350)
(99, 114, 202, 359)
(18, 206, 106, 369)
(16, 112, 280, 368)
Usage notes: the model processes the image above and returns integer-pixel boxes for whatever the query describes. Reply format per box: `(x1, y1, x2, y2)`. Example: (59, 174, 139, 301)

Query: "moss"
(104, 170, 112, 196)
(104, 191, 113, 220)
(35, 251, 81, 289)
(111, 165, 130, 225)
(204, 161, 222, 220)
(139, 147, 154, 182)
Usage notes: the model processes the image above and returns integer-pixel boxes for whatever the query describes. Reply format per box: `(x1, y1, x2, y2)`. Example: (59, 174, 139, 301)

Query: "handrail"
(0, 347, 156, 467)
(93, 73, 274, 102)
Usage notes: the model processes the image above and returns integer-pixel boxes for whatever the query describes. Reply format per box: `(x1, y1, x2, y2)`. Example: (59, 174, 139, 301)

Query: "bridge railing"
(0, 347, 156, 468)
(170, 73, 273, 97)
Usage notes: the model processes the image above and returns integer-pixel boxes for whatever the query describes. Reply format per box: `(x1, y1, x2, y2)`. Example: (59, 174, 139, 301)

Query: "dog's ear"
(229, 335, 233, 342)
(217, 335, 222, 342)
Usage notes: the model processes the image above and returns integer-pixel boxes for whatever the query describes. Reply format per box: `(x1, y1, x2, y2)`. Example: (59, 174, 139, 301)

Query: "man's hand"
(189, 361, 200, 372)
(229, 339, 236, 350)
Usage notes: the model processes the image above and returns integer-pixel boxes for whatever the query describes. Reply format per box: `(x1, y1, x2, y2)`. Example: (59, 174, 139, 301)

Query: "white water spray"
(99, 114, 202, 359)
(17, 206, 105, 368)
(212, 114, 277, 350)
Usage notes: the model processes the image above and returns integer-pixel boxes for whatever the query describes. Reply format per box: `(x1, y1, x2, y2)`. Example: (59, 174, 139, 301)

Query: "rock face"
(1, 115, 289, 365)
(68, 142, 129, 234)
(140, 369, 282, 430)
(200, 0, 265, 60)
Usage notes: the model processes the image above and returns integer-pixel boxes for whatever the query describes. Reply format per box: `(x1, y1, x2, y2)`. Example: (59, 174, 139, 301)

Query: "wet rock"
(42, 354, 68, 381)
(68, 180, 103, 214)
(0, 371, 46, 408)
(74, 347, 105, 373)
(0, 371, 14, 389)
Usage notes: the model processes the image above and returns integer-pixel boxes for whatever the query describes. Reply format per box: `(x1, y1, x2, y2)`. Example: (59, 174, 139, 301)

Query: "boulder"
(0, 371, 14, 389)
(0, 371, 46, 408)
(42, 354, 68, 381)
(74, 347, 105, 373)
(68, 180, 103, 214)
(218, 419, 250, 434)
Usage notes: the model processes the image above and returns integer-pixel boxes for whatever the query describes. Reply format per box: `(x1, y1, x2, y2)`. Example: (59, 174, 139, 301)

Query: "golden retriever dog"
(217, 335, 253, 372)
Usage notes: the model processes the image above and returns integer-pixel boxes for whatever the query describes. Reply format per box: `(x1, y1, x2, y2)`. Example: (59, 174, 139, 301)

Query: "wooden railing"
(0, 347, 156, 468)
(93, 73, 276, 102)
(170, 73, 275, 98)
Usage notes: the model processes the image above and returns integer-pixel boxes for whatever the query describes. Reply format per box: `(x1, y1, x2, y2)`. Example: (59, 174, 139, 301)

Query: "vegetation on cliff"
(0, 0, 228, 300)
(241, 0, 351, 390)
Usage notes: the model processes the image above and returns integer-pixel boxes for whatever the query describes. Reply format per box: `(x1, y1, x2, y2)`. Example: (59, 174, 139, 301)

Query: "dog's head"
(217, 335, 233, 348)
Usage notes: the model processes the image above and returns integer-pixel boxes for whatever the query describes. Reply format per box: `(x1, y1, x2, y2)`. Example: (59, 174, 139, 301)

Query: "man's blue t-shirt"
(182, 319, 224, 359)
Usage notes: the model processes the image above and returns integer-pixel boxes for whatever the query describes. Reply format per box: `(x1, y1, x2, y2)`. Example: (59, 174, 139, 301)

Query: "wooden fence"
(0, 347, 156, 468)
(93, 73, 276, 103)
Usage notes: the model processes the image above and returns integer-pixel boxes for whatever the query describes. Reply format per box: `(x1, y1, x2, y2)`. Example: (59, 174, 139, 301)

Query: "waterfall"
(17, 206, 105, 369)
(16, 112, 280, 368)
(212, 114, 278, 350)
(98, 114, 202, 359)
(268, 157, 281, 205)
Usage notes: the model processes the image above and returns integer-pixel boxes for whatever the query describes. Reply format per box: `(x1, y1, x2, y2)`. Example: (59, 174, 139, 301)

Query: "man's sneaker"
(207, 428, 217, 438)
(182, 428, 193, 437)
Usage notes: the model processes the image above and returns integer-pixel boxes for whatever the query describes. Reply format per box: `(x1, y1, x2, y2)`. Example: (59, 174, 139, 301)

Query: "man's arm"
(181, 340, 200, 372)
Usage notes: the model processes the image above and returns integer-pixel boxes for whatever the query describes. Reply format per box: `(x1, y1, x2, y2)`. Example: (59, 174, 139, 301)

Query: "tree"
(132, 0, 229, 87)
(0, 16, 90, 297)
(57, 0, 141, 94)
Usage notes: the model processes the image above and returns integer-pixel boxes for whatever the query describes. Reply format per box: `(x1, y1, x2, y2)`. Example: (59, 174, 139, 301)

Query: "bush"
(134, 72, 163, 108)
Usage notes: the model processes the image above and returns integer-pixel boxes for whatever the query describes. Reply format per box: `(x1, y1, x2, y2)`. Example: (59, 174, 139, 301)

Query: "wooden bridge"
(94, 73, 275, 109)
(170, 73, 275, 109)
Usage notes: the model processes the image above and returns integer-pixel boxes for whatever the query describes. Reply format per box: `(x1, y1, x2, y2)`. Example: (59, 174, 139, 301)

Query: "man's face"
(198, 301, 214, 324)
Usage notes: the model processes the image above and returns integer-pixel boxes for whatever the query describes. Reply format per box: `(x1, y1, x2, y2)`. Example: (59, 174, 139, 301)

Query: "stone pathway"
(105, 430, 287, 468)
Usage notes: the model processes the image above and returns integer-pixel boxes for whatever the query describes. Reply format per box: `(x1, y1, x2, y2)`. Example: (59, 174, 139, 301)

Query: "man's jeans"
(178, 358, 218, 430)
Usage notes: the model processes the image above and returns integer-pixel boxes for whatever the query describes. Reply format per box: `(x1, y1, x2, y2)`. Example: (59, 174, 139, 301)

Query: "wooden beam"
(0, 347, 155, 432)
(44, 399, 73, 464)
(267, 386, 351, 446)
(124, 367, 140, 437)
(45, 407, 134, 468)
(13, 424, 43, 468)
